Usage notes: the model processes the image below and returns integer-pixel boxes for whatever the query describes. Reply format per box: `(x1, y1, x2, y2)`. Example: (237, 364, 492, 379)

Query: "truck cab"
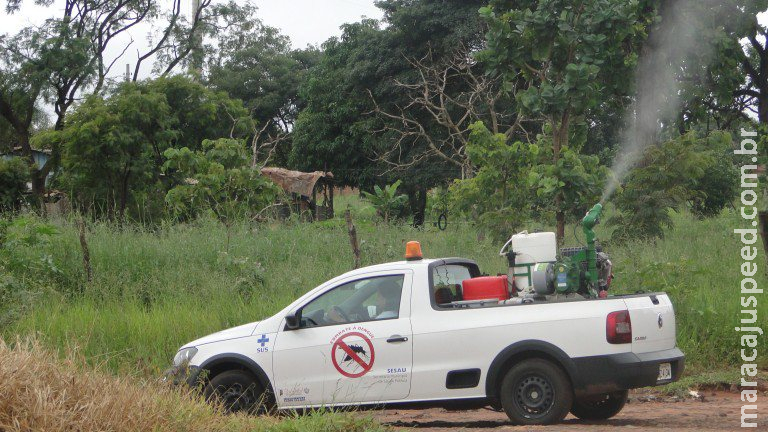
(166, 252, 684, 425)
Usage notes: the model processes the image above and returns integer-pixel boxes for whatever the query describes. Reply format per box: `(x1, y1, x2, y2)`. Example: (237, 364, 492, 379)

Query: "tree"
(52, 76, 250, 221)
(141, 76, 252, 154)
(290, 19, 388, 189)
(370, 45, 524, 180)
(480, 0, 643, 244)
(56, 84, 172, 221)
(450, 122, 538, 240)
(608, 131, 733, 242)
(0, 0, 215, 201)
(163, 138, 276, 248)
(204, 4, 320, 166)
(206, 16, 315, 133)
(291, 0, 489, 225)
(731, 1, 768, 124)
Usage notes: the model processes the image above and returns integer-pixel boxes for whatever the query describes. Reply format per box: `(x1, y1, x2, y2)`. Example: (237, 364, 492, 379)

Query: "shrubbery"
(0, 157, 29, 213)
(608, 131, 738, 242)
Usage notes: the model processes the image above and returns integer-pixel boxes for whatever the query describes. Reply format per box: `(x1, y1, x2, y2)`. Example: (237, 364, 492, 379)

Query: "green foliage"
(362, 180, 408, 224)
(54, 76, 251, 222)
(480, 0, 642, 118)
(0, 157, 29, 212)
(480, 0, 644, 241)
(450, 122, 537, 240)
(138, 76, 253, 152)
(163, 138, 277, 227)
(289, 19, 387, 189)
(527, 132, 607, 220)
(56, 84, 172, 220)
(608, 132, 733, 241)
(0, 215, 59, 326)
(291, 1, 488, 192)
(205, 4, 320, 160)
(690, 151, 739, 219)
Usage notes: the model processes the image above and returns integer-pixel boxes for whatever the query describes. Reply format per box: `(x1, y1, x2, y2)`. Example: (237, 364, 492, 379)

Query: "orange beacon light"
(405, 241, 423, 261)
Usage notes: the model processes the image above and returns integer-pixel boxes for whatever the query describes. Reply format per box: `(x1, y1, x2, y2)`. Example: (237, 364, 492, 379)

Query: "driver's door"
(272, 270, 413, 407)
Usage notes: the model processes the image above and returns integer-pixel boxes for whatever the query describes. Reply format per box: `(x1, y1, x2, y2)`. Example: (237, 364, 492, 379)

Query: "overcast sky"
(256, 0, 383, 49)
(0, 1, 384, 49)
(0, 0, 384, 82)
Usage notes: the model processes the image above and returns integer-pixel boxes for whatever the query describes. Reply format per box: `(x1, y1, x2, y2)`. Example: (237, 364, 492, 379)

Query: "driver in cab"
(325, 279, 401, 324)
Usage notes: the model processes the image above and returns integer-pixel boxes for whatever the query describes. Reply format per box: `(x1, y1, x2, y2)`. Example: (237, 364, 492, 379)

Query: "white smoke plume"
(602, 0, 723, 202)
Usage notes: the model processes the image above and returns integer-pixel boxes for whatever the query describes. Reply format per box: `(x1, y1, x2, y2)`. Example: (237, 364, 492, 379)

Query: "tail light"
(606, 310, 632, 344)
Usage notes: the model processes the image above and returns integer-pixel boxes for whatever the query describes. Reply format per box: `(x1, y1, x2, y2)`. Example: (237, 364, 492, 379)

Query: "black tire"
(499, 359, 573, 425)
(570, 390, 628, 420)
(437, 213, 448, 231)
(204, 370, 266, 414)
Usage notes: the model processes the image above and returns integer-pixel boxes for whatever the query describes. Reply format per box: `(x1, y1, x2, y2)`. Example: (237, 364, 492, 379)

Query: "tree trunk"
(759, 93, 768, 126)
(410, 188, 427, 228)
(552, 113, 570, 247)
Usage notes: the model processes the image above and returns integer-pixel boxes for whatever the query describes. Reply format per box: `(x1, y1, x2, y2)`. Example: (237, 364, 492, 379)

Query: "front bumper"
(571, 347, 685, 396)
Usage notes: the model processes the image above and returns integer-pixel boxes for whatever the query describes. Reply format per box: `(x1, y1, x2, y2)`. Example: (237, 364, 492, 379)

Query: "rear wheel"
(499, 359, 573, 425)
(204, 370, 266, 414)
(570, 390, 628, 420)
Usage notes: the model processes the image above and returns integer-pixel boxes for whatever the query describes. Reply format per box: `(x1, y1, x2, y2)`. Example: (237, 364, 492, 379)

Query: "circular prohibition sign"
(331, 331, 376, 378)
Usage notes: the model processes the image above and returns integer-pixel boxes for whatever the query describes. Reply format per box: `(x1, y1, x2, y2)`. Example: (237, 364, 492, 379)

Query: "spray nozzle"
(582, 203, 603, 230)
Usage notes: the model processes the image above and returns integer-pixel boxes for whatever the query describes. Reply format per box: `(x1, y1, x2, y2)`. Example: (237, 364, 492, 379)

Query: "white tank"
(509, 231, 557, 290)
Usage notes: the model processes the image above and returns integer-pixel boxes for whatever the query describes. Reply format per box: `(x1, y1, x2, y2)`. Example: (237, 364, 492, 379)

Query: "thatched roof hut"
(260, 167, 334, 220)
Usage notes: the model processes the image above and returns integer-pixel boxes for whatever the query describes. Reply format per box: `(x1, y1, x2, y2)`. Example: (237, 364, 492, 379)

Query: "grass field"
(0, 197, 765, 429)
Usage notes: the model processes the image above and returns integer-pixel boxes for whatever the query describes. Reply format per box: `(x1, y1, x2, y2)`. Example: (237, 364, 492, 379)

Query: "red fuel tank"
(462, 276, 509, 302)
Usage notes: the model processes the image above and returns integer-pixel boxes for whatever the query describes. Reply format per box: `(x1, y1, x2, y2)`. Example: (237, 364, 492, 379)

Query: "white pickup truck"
(166, 246, 684, 425)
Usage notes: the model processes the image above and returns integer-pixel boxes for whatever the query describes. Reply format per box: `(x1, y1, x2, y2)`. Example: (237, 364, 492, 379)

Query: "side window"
(432, 264, 473, 307)
(300, 275, 404, 328)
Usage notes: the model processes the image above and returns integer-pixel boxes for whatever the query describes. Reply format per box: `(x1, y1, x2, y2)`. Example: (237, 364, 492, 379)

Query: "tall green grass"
(3, 202, 766, 378)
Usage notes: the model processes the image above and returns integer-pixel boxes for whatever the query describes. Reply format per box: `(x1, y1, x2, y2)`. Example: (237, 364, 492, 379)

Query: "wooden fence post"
(77, 217, 93, 282)
(345, 209, 361, 269)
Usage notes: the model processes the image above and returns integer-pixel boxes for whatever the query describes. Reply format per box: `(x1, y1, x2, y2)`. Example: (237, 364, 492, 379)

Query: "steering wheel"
(303, 317, 318, 327)
(331, 305, 351, 322)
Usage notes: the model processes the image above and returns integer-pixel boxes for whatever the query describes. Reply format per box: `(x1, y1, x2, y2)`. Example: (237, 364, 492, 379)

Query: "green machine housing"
(532, 203, 611, 298)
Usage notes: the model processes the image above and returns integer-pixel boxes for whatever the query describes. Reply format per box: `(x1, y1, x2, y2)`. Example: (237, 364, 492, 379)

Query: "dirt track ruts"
(372, 389, 762, 431)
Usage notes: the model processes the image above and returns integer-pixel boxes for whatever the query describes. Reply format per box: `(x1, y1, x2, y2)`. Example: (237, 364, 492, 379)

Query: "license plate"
(657, 363, 672, 381)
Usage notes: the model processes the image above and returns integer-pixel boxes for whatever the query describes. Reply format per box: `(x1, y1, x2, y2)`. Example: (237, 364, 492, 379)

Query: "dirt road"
(373, 390, 757, 431)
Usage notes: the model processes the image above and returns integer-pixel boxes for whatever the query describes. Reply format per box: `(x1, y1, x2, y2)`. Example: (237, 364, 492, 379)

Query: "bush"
(362, 180, 408, 224)
(163, 138, 277, 230)
(690, 151, 739, 218)
(0, 157, 29, 212)
(608, 132, 733, 242)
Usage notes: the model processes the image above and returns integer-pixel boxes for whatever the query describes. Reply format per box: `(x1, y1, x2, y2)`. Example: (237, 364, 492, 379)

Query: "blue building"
(1, 146, 53, 186)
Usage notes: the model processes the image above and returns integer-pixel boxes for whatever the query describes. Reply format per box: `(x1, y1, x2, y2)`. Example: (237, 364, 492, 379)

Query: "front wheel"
(499, 359, 573, 425)
(570, 390, 628, 420)
(204, 370, 266, 414)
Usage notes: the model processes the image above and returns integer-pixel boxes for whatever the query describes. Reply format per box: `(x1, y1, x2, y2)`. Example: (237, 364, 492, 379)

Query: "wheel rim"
(219, 383, 256, 412)
(514, 374, 555, 419)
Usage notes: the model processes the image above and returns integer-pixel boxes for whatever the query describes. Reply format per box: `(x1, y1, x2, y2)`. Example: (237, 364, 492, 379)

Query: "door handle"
(387, 336, 408, 343)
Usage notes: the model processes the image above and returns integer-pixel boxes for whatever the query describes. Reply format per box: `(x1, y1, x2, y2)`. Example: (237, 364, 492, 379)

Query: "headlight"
(172, 347, 198, 367)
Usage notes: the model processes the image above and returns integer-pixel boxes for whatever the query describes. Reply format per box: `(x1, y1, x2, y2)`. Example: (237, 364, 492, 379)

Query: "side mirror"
(285, 310, 301, 330)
